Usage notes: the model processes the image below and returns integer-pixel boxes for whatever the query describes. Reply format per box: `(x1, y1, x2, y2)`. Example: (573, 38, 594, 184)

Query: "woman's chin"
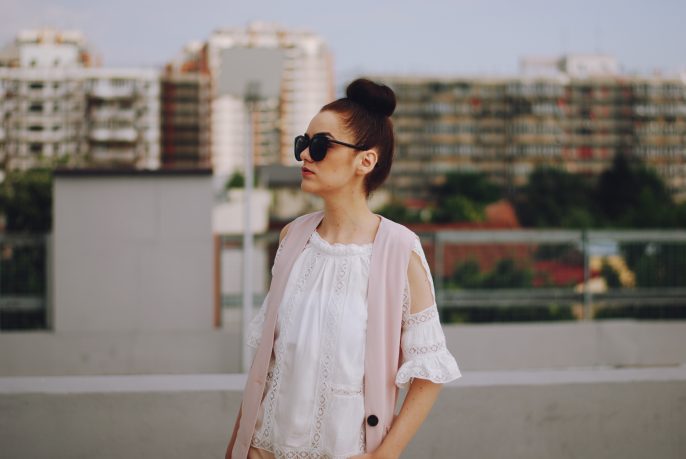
(300, 182, 319, 195)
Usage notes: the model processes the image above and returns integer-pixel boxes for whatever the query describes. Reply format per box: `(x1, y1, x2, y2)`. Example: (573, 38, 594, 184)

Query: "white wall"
(53, 171, 213, 332)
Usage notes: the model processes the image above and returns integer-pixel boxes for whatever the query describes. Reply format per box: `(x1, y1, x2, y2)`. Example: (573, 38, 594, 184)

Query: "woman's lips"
(302, 167, 314, 176)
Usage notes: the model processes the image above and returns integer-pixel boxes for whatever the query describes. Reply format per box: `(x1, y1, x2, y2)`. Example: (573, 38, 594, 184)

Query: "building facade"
(170, 22, 334, 188)
(0, 29, 160, 171)
(378, 56, 686, 202)
(160, 69, 211, 169)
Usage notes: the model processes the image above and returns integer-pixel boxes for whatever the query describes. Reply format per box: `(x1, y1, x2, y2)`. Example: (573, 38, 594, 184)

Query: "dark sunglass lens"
(294, 135, 309, 160)
(310, 135, 329, 161)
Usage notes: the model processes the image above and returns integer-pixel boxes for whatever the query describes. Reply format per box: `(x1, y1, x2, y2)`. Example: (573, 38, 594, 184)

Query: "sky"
(3, 0, 685, 86)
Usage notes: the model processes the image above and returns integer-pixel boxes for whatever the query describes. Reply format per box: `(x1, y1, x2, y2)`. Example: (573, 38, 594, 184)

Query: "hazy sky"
(3, 0, 685, 85)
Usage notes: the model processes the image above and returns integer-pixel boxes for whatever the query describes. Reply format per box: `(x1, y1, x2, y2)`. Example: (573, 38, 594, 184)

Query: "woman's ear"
(357, 149, 378, 175)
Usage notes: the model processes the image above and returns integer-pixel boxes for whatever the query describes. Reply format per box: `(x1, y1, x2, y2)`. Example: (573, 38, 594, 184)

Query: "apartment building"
(170, 22, 334, 188)
(160, 69, 211, 169)
(377, 55, 686, 202)
(0, 29, 160, 170)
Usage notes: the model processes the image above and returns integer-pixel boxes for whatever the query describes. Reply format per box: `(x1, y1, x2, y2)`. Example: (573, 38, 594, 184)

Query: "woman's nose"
(300, 147, 313, 163)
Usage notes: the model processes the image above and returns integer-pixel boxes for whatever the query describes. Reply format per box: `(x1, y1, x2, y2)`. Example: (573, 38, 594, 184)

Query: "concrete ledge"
(2, 320, 685, 377)
(1, 366, 685, 459)
(0, 330, 240, 376)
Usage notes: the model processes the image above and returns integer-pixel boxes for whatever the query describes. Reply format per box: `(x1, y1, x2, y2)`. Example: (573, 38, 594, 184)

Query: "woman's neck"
(317, 193, 380, 245)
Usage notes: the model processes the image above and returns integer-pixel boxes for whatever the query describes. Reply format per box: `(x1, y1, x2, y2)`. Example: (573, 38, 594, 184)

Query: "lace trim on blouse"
(309, 229, 373, 256)
(251, 248, 323, 451)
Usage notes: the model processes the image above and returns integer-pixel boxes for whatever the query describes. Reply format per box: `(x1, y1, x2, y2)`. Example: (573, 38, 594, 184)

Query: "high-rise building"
(376, 55, 686, 202)
(160, 68, 211, 169)
(170, 22, 334, 189)
(0, 29, 160, 170)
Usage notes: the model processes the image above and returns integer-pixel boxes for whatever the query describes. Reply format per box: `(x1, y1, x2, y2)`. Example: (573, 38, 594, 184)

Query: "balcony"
(20, 130, 64, 143)
(89, 108, 136, 122)
(88, 85, 136, 100)
(89, 127, 137, 142)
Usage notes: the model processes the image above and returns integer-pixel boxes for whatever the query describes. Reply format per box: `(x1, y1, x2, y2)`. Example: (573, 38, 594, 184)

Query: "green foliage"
(376, 201, 424, 223)
(620, 242, 686, 287)
(226, 171, 245, 189)
(512, 153, 685, 229)
(511, 166, 597, 228)
(1, 245, 46, 294)
(0, 168, 53, 232)
(434, 171, 503, 203)
(449, 259, 482, 288)
(430, 171, 502, 223)
(449, 257, 533, 289)
(482, 259, 533, 288)
(432, 195, 484, 223)
(594, 152, 674, 226)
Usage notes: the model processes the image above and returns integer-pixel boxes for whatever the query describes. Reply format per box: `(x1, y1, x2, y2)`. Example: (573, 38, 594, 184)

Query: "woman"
(226, 78, 462, 459)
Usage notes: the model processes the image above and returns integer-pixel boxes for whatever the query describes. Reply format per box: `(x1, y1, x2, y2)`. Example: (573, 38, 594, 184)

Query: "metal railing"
(220, 229, 686, 323)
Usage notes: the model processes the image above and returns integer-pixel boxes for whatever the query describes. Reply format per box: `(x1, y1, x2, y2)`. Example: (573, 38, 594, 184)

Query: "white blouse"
(247, 229, 461, 459)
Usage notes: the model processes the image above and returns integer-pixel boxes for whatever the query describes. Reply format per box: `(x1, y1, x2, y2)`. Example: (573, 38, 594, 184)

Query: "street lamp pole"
(242, 81, 260, 372)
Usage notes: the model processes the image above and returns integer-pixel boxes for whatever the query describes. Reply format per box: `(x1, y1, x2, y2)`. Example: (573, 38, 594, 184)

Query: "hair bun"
(346, 78, 396, 117)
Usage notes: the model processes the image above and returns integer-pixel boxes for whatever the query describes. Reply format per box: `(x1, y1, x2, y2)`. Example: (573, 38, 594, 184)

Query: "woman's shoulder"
(279, 210, 325, 244)
(379, 214, 419, 243)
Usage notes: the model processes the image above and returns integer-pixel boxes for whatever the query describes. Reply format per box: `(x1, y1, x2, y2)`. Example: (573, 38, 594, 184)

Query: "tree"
(434, 171, 503, 204)
(594, 152, 676, 227)
(0, 168, 53, 233)
(511, 166, 596, 228)
(431, 171, 502, 223)
(377, 201, 423, 223)
(226, 171, 245, 189)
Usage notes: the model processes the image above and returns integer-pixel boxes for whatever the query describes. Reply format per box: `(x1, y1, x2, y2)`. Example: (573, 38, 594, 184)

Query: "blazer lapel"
(228, 210, 324, 458)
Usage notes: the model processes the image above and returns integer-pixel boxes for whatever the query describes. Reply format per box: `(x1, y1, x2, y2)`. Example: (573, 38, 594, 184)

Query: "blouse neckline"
(308, 230, 373, 256)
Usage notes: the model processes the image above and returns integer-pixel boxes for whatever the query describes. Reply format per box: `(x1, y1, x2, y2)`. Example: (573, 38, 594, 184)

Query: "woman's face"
(299, 110, 376, 198)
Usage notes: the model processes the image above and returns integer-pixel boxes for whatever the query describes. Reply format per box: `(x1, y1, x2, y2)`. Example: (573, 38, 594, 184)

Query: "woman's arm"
(368, 378, 443, 459)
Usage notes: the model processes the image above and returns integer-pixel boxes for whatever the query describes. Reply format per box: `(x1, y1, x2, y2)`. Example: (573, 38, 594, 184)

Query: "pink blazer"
(226, 210, 416, 458)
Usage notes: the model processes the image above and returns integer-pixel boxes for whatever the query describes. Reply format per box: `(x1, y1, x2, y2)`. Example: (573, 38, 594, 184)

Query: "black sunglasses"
(294, 133, 366, 162)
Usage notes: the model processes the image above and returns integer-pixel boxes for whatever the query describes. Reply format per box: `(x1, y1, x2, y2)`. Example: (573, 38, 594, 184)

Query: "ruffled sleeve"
(395, 235, 462, 389)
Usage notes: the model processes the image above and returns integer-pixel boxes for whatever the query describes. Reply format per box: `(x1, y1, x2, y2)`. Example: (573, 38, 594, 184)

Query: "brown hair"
(321, 78, 396, 197)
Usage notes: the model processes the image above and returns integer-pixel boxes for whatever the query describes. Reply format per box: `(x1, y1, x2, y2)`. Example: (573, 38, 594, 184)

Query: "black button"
(367, 415, 378, 426)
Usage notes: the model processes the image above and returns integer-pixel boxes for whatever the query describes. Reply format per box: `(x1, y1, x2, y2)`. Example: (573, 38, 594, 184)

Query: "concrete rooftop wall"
(1, 366, 684, 459)
(52, 171, 214, 332)
(1, 320, 685, 377)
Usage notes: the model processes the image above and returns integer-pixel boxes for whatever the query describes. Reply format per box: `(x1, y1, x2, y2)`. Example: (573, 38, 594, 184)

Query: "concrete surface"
(1, 365, 684, 459)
